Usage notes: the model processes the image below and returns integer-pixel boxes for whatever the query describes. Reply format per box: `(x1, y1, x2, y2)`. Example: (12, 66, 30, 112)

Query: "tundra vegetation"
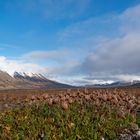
(0, 88, 139, 139)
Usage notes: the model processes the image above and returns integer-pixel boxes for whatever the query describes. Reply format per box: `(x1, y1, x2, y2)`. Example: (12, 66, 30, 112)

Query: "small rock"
(136, 130, 140, 136)
(118, 134, 132, 140)
(4, 104, 9, 108)
(116, 126, 140, 140)
(130, 124, 139, 132)
(100, 136, 105, 140)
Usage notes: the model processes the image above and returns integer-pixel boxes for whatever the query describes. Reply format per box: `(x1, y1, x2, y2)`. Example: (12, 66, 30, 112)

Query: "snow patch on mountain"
(13, 71, 47, 81)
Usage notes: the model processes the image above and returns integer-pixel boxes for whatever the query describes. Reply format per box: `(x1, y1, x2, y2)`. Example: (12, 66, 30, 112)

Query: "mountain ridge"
(0, 70, 72, 89)
(85, 80, 140, 88)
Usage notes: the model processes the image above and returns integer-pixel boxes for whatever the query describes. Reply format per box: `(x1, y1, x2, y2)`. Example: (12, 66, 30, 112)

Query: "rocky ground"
(116, 125, 140, 140)
(0, 87, 140, 139)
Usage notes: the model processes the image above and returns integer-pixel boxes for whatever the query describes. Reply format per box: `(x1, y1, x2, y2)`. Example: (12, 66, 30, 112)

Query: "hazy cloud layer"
(24, 49, 69, 60)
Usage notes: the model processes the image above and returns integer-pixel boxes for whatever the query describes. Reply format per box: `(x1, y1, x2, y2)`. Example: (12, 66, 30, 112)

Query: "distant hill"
(85, 81, 140, 88)
(0, 70, 72, 90)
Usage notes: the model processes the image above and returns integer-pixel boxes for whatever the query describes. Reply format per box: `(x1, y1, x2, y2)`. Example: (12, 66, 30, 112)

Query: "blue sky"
(0, 0, 140, 85)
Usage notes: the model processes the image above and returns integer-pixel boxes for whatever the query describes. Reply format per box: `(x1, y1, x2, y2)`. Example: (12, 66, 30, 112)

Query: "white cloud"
(119, 4, 140, 33)
(77, 4, 140, 82)
(0, 56, 47, 76)
(82, 32, 140, 74)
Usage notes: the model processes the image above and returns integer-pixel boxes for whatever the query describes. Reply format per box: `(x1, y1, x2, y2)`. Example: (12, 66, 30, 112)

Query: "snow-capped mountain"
(85, 80, 140, 88)
(0, 70, 72, 89)
(13, 72, 48, 82)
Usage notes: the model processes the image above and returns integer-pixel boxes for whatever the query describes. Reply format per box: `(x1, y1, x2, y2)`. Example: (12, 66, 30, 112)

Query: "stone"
(4, 104, 9, 108)
(116, 126, 140, 140)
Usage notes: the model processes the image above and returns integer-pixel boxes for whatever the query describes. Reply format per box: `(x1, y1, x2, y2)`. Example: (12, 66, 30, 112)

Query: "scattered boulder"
(116, 125, 140, 140)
